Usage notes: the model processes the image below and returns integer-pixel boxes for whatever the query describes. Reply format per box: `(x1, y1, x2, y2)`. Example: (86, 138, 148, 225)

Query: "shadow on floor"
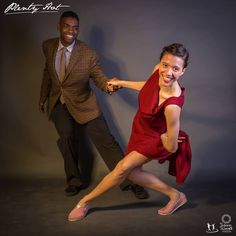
(0, 175, 235, 236)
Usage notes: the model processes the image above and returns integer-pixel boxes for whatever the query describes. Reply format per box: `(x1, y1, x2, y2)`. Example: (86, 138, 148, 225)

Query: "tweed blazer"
(40, 38, 109, 124)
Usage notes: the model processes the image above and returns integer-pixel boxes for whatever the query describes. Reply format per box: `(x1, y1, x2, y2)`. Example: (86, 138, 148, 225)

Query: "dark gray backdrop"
(1, 0, 236, 183)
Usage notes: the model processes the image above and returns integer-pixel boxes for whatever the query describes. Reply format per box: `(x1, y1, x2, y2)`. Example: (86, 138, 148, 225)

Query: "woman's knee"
(113, 160, 132, 178)
(113, 152, 147, 178)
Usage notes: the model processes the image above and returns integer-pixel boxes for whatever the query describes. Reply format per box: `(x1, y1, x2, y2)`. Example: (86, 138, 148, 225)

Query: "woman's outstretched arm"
(108, 79, 146, 91)
(108, 64, 160, 91)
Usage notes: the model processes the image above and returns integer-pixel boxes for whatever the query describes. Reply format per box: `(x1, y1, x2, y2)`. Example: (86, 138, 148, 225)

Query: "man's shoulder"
(42, 38, 59, 47)
(77, 40, 91, 49)
(76, 40, 97, 55)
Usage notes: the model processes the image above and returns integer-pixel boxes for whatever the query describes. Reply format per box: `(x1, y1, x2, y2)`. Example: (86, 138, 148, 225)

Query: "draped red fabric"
(125, 70, 192, 183)
(159, 130, 192, 184)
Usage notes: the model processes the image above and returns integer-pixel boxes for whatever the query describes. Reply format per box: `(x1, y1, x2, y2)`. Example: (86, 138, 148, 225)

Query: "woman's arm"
(160, 105, 181, 153)
(107, 63, 160, 91)
(108, 79, 146, 91)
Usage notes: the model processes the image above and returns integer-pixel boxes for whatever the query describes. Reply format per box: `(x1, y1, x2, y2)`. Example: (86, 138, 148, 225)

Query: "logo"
(220, 214, 233, 233)
(4, 2, 70, 15)
(206, 223, 219, 233)
(206, 214, 233, 234)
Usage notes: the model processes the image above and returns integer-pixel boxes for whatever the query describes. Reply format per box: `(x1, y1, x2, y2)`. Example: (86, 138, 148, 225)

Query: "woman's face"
(159, 53, 185, 87)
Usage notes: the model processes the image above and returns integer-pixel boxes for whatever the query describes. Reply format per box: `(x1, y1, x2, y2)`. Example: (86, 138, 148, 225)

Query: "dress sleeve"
(163, 89, 185, 109)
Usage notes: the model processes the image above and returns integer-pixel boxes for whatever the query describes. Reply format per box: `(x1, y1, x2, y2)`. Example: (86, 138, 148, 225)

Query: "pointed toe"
(158, 192, 187, 216)
(68, 204, 90, 221)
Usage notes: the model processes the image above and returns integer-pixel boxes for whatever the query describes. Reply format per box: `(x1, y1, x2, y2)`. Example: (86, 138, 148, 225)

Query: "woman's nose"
(165, 67, 172, 75)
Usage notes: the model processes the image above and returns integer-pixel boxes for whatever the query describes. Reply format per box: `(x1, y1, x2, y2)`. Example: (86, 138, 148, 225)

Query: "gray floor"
(1, 174, 235, 236)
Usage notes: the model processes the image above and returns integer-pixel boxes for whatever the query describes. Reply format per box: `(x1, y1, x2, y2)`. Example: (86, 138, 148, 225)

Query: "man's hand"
(39, 101, 45, 113)
(106, 77, 121, 94)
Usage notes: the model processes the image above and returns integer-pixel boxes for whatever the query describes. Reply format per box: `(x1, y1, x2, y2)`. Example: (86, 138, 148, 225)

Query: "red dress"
(125, 70, 192, 184)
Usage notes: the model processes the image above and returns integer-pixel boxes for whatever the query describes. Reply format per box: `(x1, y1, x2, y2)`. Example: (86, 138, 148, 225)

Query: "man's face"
(158, 53, 185, 87)
(58, 17, 79, 46)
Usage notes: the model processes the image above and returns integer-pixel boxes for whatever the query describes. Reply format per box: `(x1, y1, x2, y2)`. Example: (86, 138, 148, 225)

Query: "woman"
(68, 43, 192, 221)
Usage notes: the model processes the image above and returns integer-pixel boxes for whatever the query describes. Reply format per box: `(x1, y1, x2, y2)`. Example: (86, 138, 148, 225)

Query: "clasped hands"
(106, 77, 122, 94)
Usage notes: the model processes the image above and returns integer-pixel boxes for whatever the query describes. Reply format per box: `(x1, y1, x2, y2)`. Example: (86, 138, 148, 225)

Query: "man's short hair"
(60, 11, 79, 22)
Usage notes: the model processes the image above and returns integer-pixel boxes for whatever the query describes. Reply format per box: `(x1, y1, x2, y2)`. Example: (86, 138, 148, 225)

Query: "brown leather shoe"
(131, 184, 149, 199)
(64, 185, 81, 196)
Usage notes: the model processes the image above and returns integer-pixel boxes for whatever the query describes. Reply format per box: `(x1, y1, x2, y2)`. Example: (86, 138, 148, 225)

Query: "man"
(39, 11, 148, 199)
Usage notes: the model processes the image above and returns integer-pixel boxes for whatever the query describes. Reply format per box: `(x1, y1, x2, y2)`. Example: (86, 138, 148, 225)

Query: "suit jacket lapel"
(51, 39, 60, 82)
(64, 40, 82, 82)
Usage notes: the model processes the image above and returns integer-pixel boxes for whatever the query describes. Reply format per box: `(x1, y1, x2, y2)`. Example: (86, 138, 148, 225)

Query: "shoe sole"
(65, 192, 79, 196)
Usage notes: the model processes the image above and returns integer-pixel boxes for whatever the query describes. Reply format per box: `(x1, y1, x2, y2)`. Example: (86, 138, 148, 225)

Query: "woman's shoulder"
(152, 63, 160, 74)
(163, 90, 185, 108)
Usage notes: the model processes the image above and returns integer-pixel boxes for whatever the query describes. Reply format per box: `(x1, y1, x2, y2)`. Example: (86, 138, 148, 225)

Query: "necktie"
(59, 47, 67, 104)
(59, 47, 67, 82)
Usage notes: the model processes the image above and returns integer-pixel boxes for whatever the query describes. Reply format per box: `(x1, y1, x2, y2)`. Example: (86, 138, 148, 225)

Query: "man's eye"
(173, 67, 179, 72)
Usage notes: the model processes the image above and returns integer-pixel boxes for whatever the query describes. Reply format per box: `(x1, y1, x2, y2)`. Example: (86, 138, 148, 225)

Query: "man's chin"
(61, 39, 74, 46)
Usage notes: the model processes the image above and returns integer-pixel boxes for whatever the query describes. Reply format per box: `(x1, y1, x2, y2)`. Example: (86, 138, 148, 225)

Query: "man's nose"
(68, 27, 74, 33)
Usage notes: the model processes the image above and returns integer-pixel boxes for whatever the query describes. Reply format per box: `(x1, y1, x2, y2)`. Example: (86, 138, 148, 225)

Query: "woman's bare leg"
(78, 151, 150, 206)
(127, 167, 187, 214)
(68, 151, 186, 221)
(127, 168, 180, 201)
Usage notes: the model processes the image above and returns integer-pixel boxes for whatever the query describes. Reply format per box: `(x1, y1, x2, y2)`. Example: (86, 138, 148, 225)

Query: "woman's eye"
(162, 63, 168, 68)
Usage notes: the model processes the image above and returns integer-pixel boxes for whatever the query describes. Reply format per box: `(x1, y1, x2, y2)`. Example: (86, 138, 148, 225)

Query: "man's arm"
(39, 43, 52, 113)
(89, 51, 110, 92)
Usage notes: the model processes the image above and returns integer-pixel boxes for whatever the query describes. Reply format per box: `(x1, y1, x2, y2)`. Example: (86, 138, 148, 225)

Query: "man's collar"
(58, 39, 76, 52)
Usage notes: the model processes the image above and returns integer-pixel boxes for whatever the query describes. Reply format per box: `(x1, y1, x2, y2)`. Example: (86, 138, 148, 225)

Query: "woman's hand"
(160, 132, 186, 153)
(161, 133, 186, 144)
(177, 136, 186, 143)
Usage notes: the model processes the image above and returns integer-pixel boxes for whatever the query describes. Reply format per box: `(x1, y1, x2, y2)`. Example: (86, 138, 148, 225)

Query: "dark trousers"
(51, 102, 130, 189)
